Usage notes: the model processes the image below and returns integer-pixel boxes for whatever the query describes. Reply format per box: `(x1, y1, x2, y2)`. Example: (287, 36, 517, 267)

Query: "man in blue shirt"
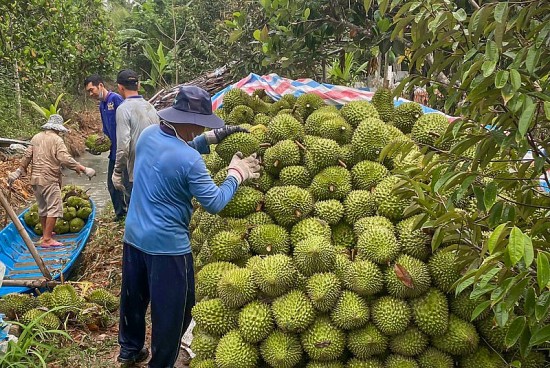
(117, 85, 260, 367)
(84, 74, 129, 221)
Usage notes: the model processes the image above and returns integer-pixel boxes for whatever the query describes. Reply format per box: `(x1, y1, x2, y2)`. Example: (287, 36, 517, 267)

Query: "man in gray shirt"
(112, 70, 159, 196)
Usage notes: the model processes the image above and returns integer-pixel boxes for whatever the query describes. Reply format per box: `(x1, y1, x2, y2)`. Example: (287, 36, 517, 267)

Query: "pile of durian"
(188, 88, 546, 368)
(0, 284, 118, 331)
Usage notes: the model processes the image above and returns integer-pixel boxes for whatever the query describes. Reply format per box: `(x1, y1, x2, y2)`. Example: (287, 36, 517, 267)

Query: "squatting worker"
(84, 74, 129, 221)
(117, 85, 260, 367)
(111, 69, 159, 200)
(7, 114, 96, 247)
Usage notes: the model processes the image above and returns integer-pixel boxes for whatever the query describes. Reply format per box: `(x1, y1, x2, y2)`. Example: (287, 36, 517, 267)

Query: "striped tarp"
(211, 73, 458, 122)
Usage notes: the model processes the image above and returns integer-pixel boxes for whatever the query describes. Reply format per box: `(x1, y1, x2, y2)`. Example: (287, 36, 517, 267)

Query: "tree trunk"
(13, 58, 22, 123)
(383, 52, 390, 88)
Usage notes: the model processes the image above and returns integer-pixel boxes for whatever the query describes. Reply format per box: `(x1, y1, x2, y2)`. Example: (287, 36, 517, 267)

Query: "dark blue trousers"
(118, 243, 195, 368)
(107, 159, 129, 218)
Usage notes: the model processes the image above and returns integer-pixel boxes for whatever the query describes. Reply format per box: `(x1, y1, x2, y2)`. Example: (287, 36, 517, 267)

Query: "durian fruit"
(410, 288, 449, 336)
(36, 292, 55, 309)
(476, 318, 509, 352)
(217, 268, 257, 308)
(191, 298, 238, 336)
(248, 224, 290, 255)
(203, 151, 226, 173)
(215, 132, 260, 163)
(347, 323, 388, 359)
(222, 89, 250, 112)
(331, 222, 356, 249)
(196, 262, 238, 300)
(330, 290, 369, 330)
(267, 114, 304, 143)
(417, 347, 454, 368)
(300, 316, 345, 361)
(303, 137, 342, 174)
(209, 231, 249, 262)
(393, 102, 423, 134)
(215, 330, 259, 368)
(219, 186, 263, 218)
(343, 190, 376, 224)
(264, 186, 314, 226)
(305, 110, 341, 137)
(54, 218, 70, 234)
(293, 236, 335, 276)
(339, 101, 380, 127)
(245, 210, 273, 225)
(389, 326, 429, 356)
(411, 113, 450, 150)
(248, 171, 274, 193)
(371, 88, 395, 123)
(309, 166, 352, 200)
(460, 346, 502, 368)
(86, 288, 119, 312)
(272, 290, 316, 333)
(24, 211, 39, 227)
(339, 144, 362, 167)
(20, 308, 61, 330)
(384, 354, 419, 368)
(84, 134, 111, 153)
(356, 226, 400, 264)
(189, 359, 216, 368)
(76, 303, 110, 328)
(295, 93, 325, 119)
(279, 166, 311, 188)
(190, 327, 219, 360)
(1, 293, 38, 318)
(373, 175, 408, 221)
(263, 140, 301, 175)
(396, 215, 431, 261)
(226, 105, 254, 125)
(509, 351, 547, 368)
(351, 118, 389, 161)
(428, 247, 463, 293)
(306, 272, 342, 312)
(385, 255, 431, 299)
(238, 300, 274, 343)
(306, 362, 344, 368)
(260, 330, 303, 368)
(291, 218, 331, 246)
(63, 206, 77, 221)
(353, 216, 394, 237)
(351, 160, 389, 190)
(52, 284, 83, 315)
(346, 358, 384, 368)
(432, 315, 479, 356)
(345, 260, 385, 297)
(371, 296, 411, 335)
(250, 254, 298, 297)
(450, 289, 490, 322)
(314, 200, 345, 225)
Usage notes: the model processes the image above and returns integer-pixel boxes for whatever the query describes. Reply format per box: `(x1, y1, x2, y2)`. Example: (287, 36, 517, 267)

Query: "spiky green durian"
(296, 93, 325, 119)
(347, 323, 388, 359)
(314, 200, 345, 225)
(245, 211, 273, 225)
(238, 301, 274, 343)
(223, 89, 250, 112)
(189, 359, 216, 368)
(417, 348, 454, 368)
(343, 190, 376, 224)
(36, 292, 55, 309)
(512, 351, 548, 368)
(267, 114, 304, 143)
(305, 110, 352, 143)
(215, 132, 259, 163)
(226, 105, 254, 125)
(356, 226, 400, 264)
(331, 221, 356, 249)
(1, 293, 38, 318)
(351, 160, 389, 190)
(339, 144, 361, 167)
(272, 290, 316, 333)
(86, 288, 119, 312)
(353, 216, 394, 237)
(393, 102, 423, 134)
(279, 166, 311, 188)
(371, 296, 411, 335)
(410, 288, 449, 336)
(346, 358, 383, 368)
(52, 284, 82, 315)
(248, 224, 290, 255)
(432, 315, 479, 356)
(254, 113, 271, 126)
(190, 327, 219, 360)
(301, 316, 345, 361)
(306, 362, 344, 368)
(250, 254, 298, 297)
(309, 166, 352, 200)
(191, 298, 238, 336)
(265, 186, 314, 226)
(303, 137, 342, 175)
(215, 330, 259, 368)
(219, 186, 263, 218)
(209, 231, 249, 262)
(340, 101, 380, 127)
(385, 255, 431, 299)
(389, 327, 429, 356)
(428, 248, 463, 293)
(384, 355, 419, 368)
(450, 289, 490, 322)
(305, 110, 342, 137)
(396, 215, 431, 261)
(371, 88, 395, 123)
(373, 175, 408, 221)
(248, 171, 274, 193)
(260, 331, 303, 368)
(263, 140, 301, 175)
(460, 347, 502, 368)
(217, 268, 257, 308)
(351, 118, 389, 161)
(476, 318, 509, 352)
(345, 259, 385, 297)
(196, 261, 239, 300)
(20, 308, 61, 330)
(291, 218, 331, 246)
(306, 272, 342, 312)
(293, 236, 336, 276)
(330, 290, 369, 330)
(411, 113, 450, 150)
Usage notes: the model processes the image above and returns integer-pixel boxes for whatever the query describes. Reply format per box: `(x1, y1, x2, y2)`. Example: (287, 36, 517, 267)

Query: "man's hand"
(7, 168, 22, 186)
(112, 170, 125, 191)
(227, 152, 261, 184)
(204, 126, 249, 145)
(84, 167, 96, 179)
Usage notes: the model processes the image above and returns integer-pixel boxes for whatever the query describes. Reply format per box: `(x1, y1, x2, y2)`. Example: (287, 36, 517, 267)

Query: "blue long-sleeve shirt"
(99, 91, 124, 160)
(123, 125, 239, 255)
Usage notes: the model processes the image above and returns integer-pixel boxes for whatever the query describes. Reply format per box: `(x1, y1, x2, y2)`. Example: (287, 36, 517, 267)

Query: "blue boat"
(0, 200, 96, 296)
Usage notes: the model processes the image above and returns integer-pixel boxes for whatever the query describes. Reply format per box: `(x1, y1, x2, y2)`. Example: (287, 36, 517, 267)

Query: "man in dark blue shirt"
(84, 74, 129, 221)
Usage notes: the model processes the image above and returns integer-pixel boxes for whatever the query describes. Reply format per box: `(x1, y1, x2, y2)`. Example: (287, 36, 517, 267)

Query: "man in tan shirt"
(8, 114, 96, 246)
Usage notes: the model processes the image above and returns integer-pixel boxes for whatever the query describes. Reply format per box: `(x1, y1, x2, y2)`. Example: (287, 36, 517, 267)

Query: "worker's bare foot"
(40, 239, 63, 247)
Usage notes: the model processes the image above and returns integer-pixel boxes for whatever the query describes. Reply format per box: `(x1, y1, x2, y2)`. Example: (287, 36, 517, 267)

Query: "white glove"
(84, 167, 96, 179)
(7, 168, 22, 186)
(227, 152, 261, 184)
(112, 170, 125, 191)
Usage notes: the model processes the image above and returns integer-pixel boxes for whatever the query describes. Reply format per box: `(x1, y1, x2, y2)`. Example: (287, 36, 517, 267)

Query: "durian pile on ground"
(188, 88, 546, 368)
(23, 185, 93, 235)
(84, 134, 111, 154)
(0, 284, 119, 331)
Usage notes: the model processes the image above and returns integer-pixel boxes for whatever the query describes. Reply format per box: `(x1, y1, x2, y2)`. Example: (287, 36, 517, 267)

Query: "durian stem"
(294, 140, 307, 151)
(259, 143, 272, 148)
(266, 245, 272, 252)
(294, 209, 302, 218)
(329, 185, 335, 192)
(273, 160, 280, 167)
(338, 159, 347, 168)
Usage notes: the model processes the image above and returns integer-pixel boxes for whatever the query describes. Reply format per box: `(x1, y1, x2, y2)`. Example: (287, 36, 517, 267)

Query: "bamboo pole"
(0, 188, 52, 280)
(1, 279, 60, 288)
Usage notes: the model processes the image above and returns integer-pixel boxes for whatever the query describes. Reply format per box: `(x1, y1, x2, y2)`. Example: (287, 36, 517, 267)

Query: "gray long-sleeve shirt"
(114, 96, 159, 182)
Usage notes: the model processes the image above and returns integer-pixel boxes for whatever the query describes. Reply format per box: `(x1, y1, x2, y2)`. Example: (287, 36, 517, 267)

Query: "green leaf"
(526, 47, 540, 75)
(508, 227, 526, 266)
(537, 253, 550, 290)
(529, 325, 550, 346)
(535, 292, 550, 321)
(484, 181, 497, 210)
(229, 30, 244, 43)
(495, 302, 510, 327)
(471, 300, 491, 321)
(303, 8, 310, 20)
(488, 223, 507, 254)
(518, 99, 535, 138)
(452, 9, 467, 22)
(363, 0, 373, 13)
(379, 0, 389, 16)
(505, 316, 525, 348)
(544, 101, 550, 120)
(482, 60, 496, 78)
(510, 69, 521, 91)
(485, 40, 498, 62)
(524, 288, 536, 317)
(523, 234, 534, 267)
(495, 70, 509, 89)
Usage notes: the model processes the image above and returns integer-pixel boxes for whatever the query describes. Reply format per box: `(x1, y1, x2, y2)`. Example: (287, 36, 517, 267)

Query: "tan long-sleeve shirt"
(20, 130, 81, 186)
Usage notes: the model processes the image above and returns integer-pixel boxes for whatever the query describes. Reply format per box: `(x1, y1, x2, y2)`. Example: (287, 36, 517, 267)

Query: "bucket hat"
(41, 114, 69, 133)
(157, 86, 224, 129)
